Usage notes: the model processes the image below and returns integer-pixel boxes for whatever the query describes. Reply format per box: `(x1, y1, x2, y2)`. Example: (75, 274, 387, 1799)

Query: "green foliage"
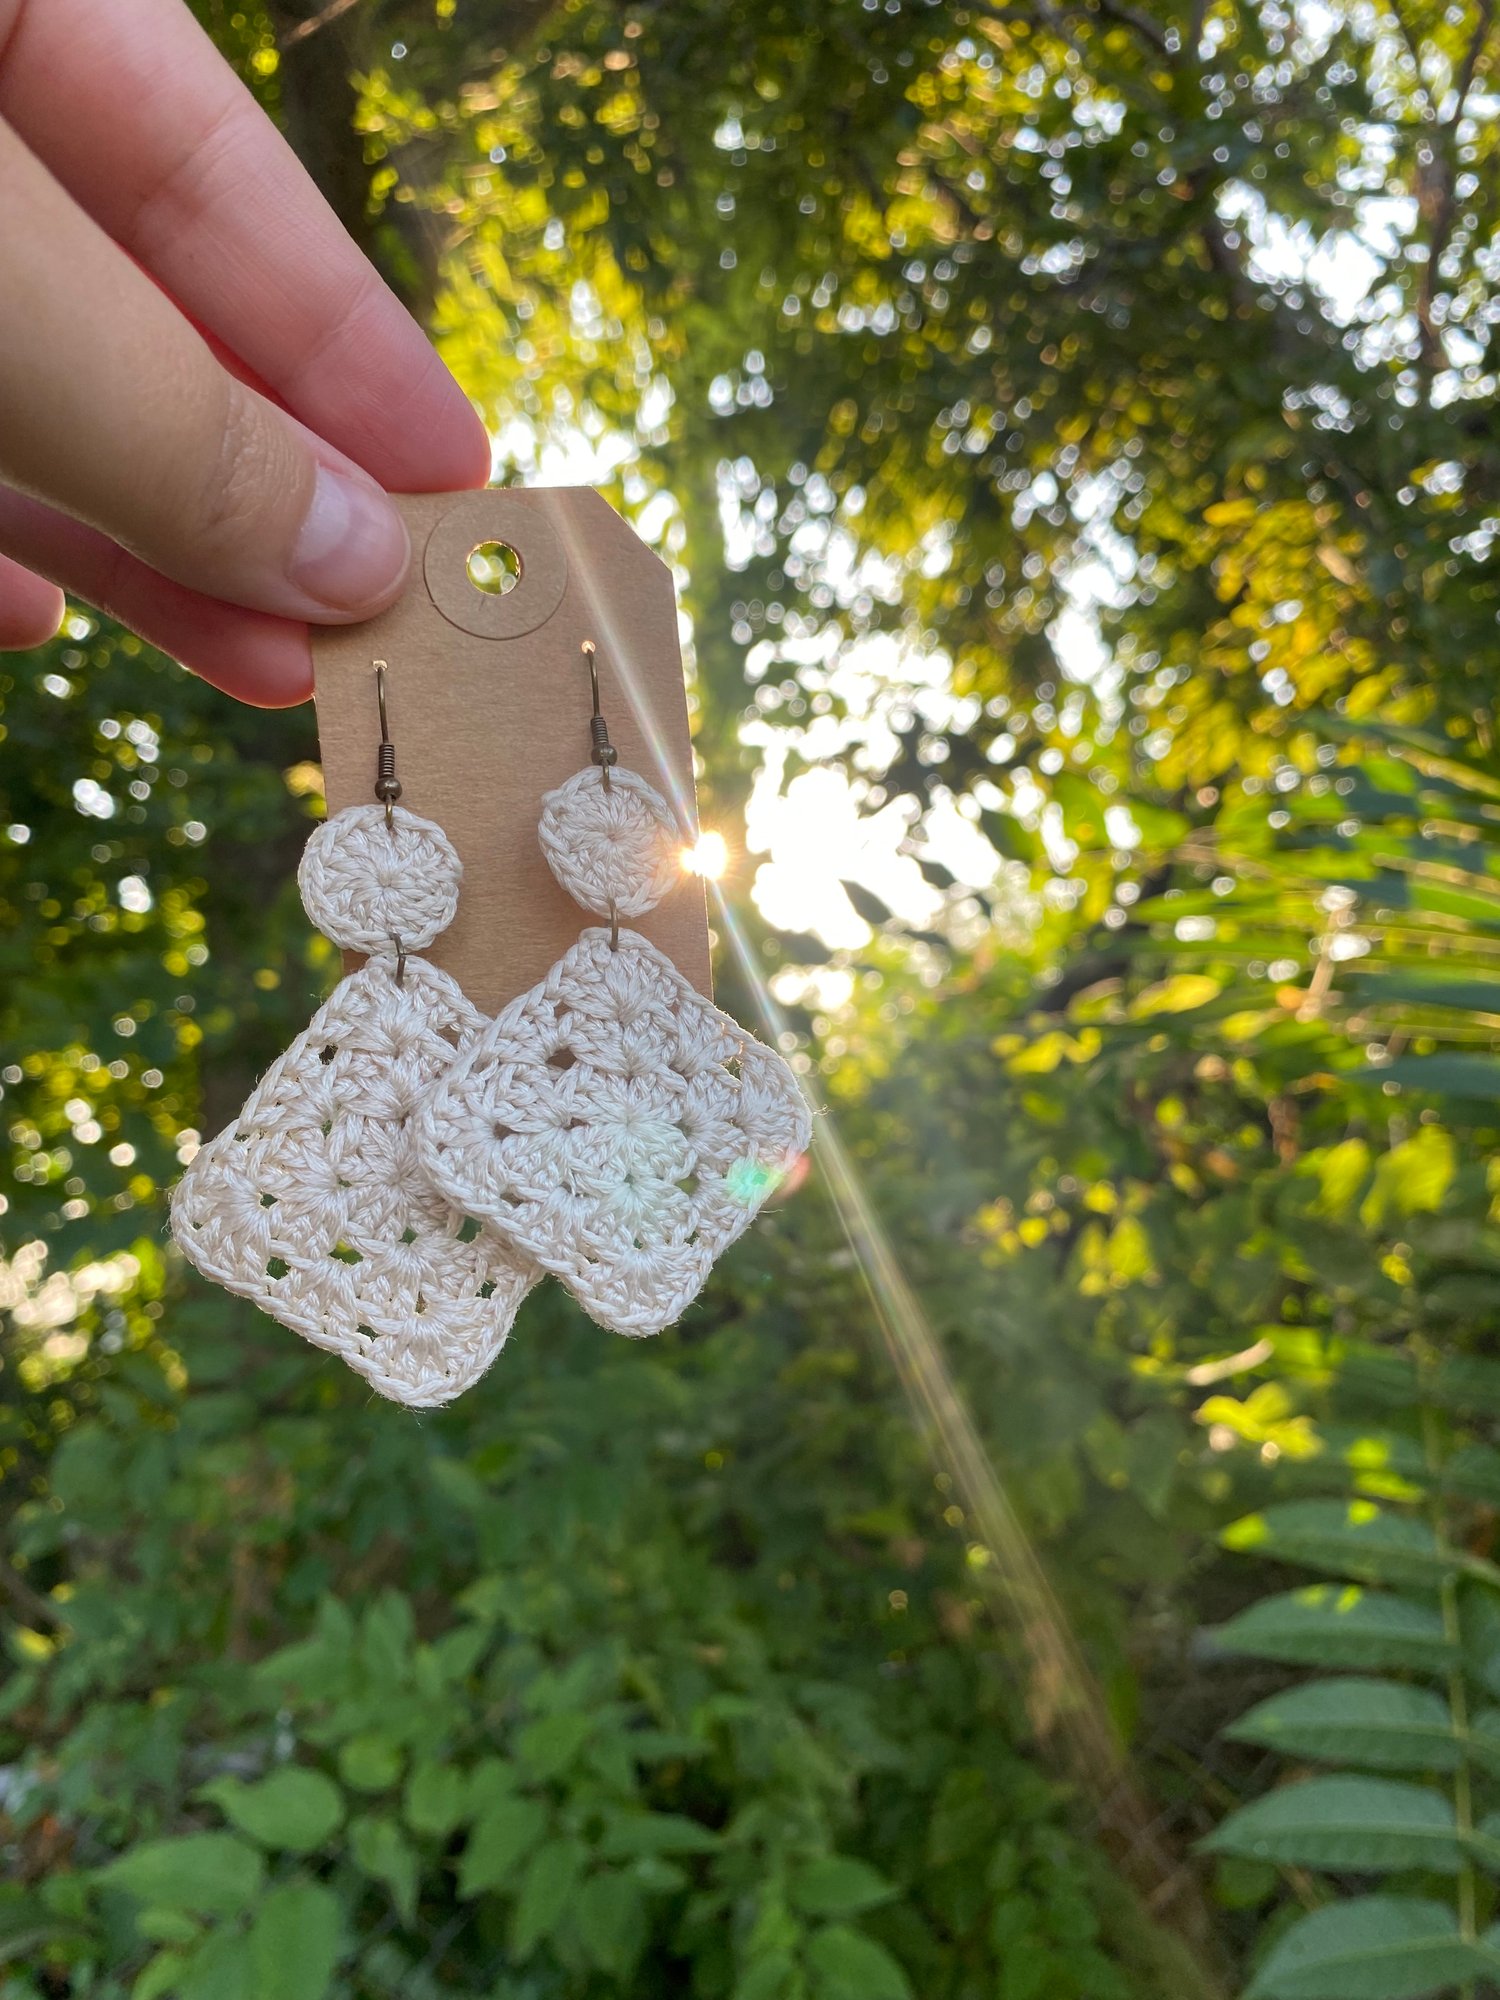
(1224, 1681, 1470, 1774)
(0, 1243, 1179, 1997)
(95, 1834, 266, 1915)
(6, 0, 1500, 1995)
(1212, 1591, 1457, 1677)
(1245, 1900, 1500, 2000)
(197, 1771, 344, 1854)
(1129, 722, 1500, 1996)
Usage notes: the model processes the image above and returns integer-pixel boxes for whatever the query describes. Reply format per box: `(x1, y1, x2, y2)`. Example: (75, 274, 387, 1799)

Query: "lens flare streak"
(708, 882, 1219, 1968)
(548, 507, 1213, 1963)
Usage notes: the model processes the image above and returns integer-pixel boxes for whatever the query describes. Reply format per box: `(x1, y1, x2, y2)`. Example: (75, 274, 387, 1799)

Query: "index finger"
(0, 0, 489, 495)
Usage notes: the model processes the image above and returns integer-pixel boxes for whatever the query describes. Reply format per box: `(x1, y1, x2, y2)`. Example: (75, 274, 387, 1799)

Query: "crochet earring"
(417, 641, 812, 1338)
(170, 665, 535, 1408)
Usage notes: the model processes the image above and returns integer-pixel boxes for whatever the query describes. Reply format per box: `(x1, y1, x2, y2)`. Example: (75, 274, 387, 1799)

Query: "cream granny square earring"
(171, 666, 535, 1407)
(417, 642, 812, 1337)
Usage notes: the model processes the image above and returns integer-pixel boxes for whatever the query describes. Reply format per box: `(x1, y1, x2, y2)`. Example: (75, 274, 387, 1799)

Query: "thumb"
(0, 118, 410, 623)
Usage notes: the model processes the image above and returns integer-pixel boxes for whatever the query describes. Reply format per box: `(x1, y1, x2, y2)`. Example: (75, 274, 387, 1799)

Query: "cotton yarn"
(417, 925, 812, 1337)
(538, 765, 683, 919)
(172, 806, 533, 1407)
(174, 760, 811, 1386)
(298, 802, 460, 956)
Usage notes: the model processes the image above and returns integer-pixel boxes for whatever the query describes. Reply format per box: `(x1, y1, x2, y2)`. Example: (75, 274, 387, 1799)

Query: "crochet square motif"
(171, 957, 534, 1407)
(418, 928, 811, 1336)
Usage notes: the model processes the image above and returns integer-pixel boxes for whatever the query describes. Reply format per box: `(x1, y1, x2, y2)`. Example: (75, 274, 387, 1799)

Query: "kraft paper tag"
(311, 489, 711, 1017)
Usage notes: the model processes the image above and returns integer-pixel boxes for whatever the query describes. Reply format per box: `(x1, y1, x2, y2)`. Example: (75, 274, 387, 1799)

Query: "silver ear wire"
(374, 661, 402, 833)
(580, 642, 622, 951)
(374, 662, 406, 982)
(581, 640, 618, 794)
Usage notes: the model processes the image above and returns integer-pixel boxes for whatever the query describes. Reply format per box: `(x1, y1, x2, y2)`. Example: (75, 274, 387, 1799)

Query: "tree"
(5, 0, 1500, 1993)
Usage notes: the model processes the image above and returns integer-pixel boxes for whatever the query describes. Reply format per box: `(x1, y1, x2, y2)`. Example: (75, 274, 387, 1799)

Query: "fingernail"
(289, 465, 410, 615)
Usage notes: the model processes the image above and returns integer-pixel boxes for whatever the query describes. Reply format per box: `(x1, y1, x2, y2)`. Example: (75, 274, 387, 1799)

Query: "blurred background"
(5, 1, 1500, 1994)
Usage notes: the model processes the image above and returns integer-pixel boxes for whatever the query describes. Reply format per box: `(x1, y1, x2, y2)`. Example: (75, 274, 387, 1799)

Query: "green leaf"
(791, 1856, 897, 1918)
(736, 1952, 797, 2000)
(360, 1592, 415, 1683)
(840, 880, 894, 929)
(246, 1882, 342, 2000)
(575, 1870, 647, 1977)
(631, 1856, 690, 1894)
(1208, 1589, 1453, 1673)
(132, 1950, 190, 2000)
(404, 1760, 469, 1839)
(510, 1837, 586, 1958)
(1465, 1707, 1500, 1777)
(1246, 1896, 1500, 1999)
(1221, 1502, 1491, 1589)
(337, 1734, 403, 1793)
(462, 1755, 518, 1818)
(1348, 971, 1500, 1017)
(1358, 1054, 1500, 1100)
(805, 1923, 913, 2000)
(97, 1834, 265, 1916)
(136, 1909, 202, 1944)
(178, 1926, 250, 2000)
(350, 1814, 419, 1923)
(1438, 1443, 1500, 1505)
(457, 1796, 550, 1898)
(1467, 1582, 1500, 1682)
(516, 1711, 593, 1780)
(427, 1456, 487, 1513)
(1213, 1857, 1278, 1913)
(197, 1769, 343, 1854)
(1301, 1426, 1469, 1504)
(0, 1885, 87, 1960)
(1358, 1127, 1456, 1227)
(1428, 1356, 1500, 1419)
(979, 808, 1035, 864)
(598, 1811, 720, 1859)
(1204, 1777, 1464, 1874)
(1226, 1680, 1460, 1771)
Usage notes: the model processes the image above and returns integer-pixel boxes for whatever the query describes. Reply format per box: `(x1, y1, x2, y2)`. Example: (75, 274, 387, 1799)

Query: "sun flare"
(683, 830, 730, 879)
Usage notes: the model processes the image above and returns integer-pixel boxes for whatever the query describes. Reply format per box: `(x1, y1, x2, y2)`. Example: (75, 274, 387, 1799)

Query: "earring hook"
(582, 642, 621, 953)
(373, 661, 402, 833)
(373, 662, 405, 980)
(581, 640, 617, 794)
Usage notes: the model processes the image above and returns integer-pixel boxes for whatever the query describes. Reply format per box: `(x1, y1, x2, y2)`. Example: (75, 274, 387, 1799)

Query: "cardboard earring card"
(310, 489, 712, 1017)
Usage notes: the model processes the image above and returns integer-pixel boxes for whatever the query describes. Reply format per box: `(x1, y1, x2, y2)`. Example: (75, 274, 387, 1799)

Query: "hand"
(0, 0, 488, 706)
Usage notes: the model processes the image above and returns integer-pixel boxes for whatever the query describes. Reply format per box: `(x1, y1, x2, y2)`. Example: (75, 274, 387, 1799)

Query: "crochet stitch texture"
(299, 801, 460, 955)
(171, 806, 534, 1406)
(416, 925, 812, 1337)
(538, 765, 684, 919)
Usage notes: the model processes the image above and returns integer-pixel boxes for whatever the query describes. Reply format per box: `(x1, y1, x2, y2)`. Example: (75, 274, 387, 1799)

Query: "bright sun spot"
(684, 831, 730, 879)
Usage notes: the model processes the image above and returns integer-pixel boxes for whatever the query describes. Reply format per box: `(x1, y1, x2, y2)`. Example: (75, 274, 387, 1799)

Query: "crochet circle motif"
(538, 766, 683, 918)
(298, 802, 461, 955)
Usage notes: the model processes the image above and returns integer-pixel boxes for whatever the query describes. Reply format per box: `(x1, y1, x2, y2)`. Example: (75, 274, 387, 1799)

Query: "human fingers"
(0, 549, 64, 650)
(0, 0, 489, 495)
(0, 486, 313, 708)
(0, 119, 409, 628)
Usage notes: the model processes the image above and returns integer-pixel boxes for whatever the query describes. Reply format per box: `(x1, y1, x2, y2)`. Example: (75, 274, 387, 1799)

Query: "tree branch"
(973, 0, 1171, 55)
(0, 1561, 63, 1633)
(1088, 0, 1172, 56)
(1418, 0, 1497, 370)
(278, 0, 365, 48)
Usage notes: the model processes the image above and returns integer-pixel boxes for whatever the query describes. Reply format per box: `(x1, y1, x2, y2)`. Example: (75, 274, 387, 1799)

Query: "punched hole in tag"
(465, 540, 523, 596)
